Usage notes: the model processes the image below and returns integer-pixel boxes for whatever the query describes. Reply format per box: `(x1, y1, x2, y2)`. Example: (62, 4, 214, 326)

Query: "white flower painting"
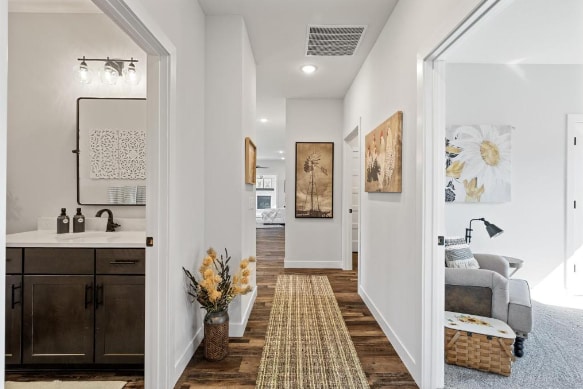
(445, 124, 512, 203)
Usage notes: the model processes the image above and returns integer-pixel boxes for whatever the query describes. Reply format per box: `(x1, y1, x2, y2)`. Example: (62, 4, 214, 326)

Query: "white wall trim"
(229, 288, 258, 337)
(359, 285, 416, 369)
(284, 260, 343, 269)
(418, 1, 503, 388)
(91, 1, 176, 388)
(342, 125, 359, 271)
(174, 327, 203, 371)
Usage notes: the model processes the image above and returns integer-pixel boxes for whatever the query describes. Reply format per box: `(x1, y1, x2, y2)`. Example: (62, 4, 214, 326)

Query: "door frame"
(91, 1, 174, 387)
(342, 123, 361, 271)
(418, 1, 503, 387)
(565, 114, 583, 290)
(0, 0, 8, 380)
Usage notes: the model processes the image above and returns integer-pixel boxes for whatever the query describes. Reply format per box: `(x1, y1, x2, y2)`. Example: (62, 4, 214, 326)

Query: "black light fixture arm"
(77, 56, 139, 63)
(465, 218, 485, 243)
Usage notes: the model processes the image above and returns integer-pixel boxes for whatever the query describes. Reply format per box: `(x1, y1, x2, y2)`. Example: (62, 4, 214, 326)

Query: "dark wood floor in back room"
(174, 226, 417, 388)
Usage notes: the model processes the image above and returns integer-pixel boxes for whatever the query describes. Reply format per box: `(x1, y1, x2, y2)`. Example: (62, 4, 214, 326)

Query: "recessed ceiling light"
(259, 117, 268, 123)
(278, 150, 284, 154)
(281, 157, 286, 160)
(301, 64, 317, 74)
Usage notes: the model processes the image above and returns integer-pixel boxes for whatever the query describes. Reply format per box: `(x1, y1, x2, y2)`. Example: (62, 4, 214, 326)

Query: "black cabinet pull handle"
(11, 283, 22, 309)
(96, 284, 104, 309)
(109, 260, 138, 265)
(85, 283, 93, 309)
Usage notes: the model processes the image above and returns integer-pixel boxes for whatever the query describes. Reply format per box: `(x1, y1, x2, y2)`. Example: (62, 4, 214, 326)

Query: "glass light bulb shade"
(101, 63, 119, 85)
(75, 63, 93, 84)
(123, 66, 141, 85)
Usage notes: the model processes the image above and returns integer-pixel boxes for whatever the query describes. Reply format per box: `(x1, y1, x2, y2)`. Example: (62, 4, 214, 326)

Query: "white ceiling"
(199, 0, 398, 160)
(443, 0, 583, 65)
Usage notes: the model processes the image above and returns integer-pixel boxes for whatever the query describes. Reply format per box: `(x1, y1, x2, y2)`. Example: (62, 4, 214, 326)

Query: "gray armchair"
(445, 253, 532, 357)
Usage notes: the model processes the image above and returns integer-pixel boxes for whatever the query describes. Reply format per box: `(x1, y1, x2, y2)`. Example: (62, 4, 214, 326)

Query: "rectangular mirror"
(76, 97, 147, 205)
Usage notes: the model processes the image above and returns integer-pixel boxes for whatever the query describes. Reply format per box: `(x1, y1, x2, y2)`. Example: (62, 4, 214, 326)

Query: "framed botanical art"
(245, 137, 257, 184)
(295, 142, 334, 218)
(445, 124, 512, 203)
(364, 111, 403, 192)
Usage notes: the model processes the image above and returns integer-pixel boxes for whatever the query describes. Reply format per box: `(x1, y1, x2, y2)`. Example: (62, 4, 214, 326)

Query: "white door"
(566, 114, 583, 293)
(351, 147, 359, 252)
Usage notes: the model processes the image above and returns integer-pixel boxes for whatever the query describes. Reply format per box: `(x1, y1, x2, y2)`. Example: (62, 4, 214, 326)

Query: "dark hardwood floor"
(6, 227, 417, 388)
(174, 227, 417, 388)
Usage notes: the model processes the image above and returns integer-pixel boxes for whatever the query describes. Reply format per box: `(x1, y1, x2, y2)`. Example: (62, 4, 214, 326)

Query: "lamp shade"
(484, 220, 504, 238)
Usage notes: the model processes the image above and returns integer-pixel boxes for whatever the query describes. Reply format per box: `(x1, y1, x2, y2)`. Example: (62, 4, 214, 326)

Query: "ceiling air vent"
(305, 25, 367, 56)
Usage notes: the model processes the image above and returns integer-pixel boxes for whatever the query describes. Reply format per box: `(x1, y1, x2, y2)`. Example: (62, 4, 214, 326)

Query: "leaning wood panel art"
(365, 111, 403, 192)
(295, 142, 334, 218)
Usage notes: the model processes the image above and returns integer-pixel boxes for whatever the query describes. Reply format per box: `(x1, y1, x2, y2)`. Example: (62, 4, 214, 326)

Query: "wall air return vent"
(305, 25, 367, 56)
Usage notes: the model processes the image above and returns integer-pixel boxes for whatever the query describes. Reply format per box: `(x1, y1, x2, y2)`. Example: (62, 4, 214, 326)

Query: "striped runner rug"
(256, 274, 369, 388)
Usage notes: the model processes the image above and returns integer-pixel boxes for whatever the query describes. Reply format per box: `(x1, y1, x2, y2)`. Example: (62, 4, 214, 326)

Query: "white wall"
(343, 0, 481, 384)
(445, 63, 583, 287)
(256, 158, 286, 209)
(285, 99, 343, 268)
(7, 13, 147, 234)
(205, 15, 257, 336)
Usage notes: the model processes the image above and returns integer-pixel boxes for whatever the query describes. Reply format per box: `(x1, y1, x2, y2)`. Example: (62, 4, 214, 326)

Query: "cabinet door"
(95, 275, 144, 364)
(5, 275, 22, 364)
(23, 275, 94, 364)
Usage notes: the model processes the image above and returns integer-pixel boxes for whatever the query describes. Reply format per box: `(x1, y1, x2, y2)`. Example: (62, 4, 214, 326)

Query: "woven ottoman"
(445, 311, 516, 376)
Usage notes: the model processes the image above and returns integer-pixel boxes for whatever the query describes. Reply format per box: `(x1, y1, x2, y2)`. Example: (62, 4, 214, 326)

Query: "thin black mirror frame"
(75, 97, 147, 206)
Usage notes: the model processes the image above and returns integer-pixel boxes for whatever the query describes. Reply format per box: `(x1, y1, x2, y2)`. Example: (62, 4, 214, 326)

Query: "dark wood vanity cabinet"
(5, 248, 23, 365)
(5, 247, 145, 367)
(95, 249, 145, 364)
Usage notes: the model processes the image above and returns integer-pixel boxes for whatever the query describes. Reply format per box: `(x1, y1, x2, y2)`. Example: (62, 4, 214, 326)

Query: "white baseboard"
(358, 285, 417, 378)
(172, 325, 203, 385)
(284, 260, 343, 269)
(229, 287, 257, 337)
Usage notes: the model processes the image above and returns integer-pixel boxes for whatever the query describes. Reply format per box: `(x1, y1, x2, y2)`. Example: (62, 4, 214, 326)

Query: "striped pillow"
(444, 237, 480, 269)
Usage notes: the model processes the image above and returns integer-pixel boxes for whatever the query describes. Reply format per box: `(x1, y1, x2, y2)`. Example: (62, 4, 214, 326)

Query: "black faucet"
(95, 209, 121, 232)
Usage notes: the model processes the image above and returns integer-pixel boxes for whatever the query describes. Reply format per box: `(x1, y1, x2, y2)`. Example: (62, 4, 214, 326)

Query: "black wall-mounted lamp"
(465, 218, 504, 243)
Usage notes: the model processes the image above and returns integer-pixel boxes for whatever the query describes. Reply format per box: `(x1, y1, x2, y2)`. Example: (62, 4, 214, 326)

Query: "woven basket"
(445, 327, 515, 376)
(204, 311, 229, 361)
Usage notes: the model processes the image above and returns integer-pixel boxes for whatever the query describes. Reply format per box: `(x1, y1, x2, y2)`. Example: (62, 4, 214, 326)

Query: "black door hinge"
(438, 236, 445, 246)
(146, 237, 154, 247)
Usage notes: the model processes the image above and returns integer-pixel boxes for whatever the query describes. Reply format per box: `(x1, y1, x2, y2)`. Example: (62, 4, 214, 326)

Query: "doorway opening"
(343, 125, 360, 272)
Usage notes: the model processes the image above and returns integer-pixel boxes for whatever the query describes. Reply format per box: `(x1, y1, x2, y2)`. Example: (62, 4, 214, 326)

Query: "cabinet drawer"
(6, 248, 23, 274)
(24, 248, 94, 274)
(96, 249, 145, 275)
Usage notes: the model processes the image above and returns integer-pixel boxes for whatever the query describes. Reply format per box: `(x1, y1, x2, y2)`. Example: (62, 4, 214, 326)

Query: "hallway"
(175, 227, 416, 388)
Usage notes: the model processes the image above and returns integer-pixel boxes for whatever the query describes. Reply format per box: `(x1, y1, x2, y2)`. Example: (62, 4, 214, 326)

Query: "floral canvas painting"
(364, 111, 403, 193)
(445, 124, 512, 203)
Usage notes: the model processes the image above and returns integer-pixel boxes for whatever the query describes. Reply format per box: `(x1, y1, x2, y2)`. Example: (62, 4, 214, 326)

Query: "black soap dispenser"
(73, 208, 85, 233)
(57, 208, 70, 234)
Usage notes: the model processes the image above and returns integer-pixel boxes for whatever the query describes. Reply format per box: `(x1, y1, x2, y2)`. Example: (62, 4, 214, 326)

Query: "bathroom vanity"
(5, 230, 145, 368)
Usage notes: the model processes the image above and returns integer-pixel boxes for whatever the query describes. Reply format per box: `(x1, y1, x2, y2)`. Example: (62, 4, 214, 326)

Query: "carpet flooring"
(256, 274, 369, 388)
(444, 301, 583, 388)
(5, 381, 126, 389)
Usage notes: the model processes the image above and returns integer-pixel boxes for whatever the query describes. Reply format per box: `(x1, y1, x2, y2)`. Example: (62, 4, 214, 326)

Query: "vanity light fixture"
(301, 64, 317, 74)
(76, 56, 140, 85)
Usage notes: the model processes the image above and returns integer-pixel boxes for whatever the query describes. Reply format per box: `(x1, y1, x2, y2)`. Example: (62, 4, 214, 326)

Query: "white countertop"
(6, 230, 146, 248)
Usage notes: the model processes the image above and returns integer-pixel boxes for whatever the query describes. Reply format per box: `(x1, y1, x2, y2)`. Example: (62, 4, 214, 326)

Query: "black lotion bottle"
(73, 208, 85, 233)
(57, 208, 70, 234)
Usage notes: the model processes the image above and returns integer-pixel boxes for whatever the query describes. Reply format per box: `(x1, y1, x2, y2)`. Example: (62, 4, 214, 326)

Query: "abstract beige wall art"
(245, 137, 257, 184)
(364, 111, 403, 192)
(445, 124, 512, 203)
(295, 142, 334, 218)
